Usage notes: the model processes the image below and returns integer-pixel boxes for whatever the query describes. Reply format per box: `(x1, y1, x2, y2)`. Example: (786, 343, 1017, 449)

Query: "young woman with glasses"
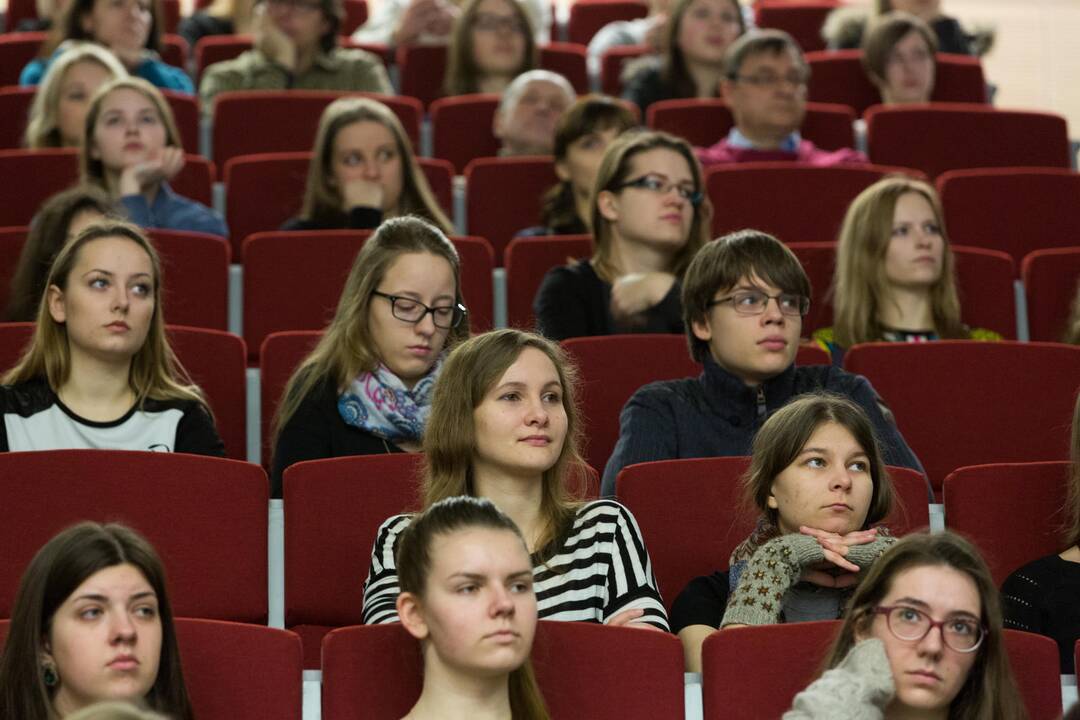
(270, 216, 469, 497)
(533, 130, 710, 340)
(785, 531, 1026, 719)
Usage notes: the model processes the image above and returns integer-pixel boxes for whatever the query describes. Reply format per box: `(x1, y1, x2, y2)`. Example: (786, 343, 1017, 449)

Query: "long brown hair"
(662, 0, 744, 98)
(422, 329, 584, 558)
(273, 216, 469, 442)
(831, 176, 968, 347)
(42, 0, 165, 57)
(590, 130, 711, 283)
(0, 522, 193, 720)
(823, 531, 1028, 720)
(1064, 279, 1080, 345)
(397, 496, 549, 720)
(2, 221, 207, 410)
(299, 96, 452, 233)
(443, 0, 537, 96)
(1065, 391, 1080, 549)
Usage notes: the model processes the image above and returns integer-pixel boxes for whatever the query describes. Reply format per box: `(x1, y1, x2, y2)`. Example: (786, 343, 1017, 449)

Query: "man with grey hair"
(696, 29, 866, 166)
(494, 70, 576, 156)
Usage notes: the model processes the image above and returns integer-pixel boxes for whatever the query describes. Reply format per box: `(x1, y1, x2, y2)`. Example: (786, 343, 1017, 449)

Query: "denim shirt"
(120, 183, 228, 237)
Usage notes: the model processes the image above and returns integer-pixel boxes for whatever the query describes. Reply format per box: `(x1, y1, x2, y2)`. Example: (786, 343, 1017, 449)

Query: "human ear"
(765, 489, 779, 510)
(47, 285, 67, 324)
(554, 158, 571, 182)
(690, 315, 713, 343)
(492, 111, 505, 141)
(596, 189, 619, 222)
(397, 592, 430, 641)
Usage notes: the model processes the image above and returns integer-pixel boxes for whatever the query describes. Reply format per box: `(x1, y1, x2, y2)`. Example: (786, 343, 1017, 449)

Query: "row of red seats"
(0, 449, 1075, 688)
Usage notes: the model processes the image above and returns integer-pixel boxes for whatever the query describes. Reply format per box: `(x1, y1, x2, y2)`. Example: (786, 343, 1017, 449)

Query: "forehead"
(685, 0, 737, 14)
(64, 59, 111, 82)
(883, 564, 981, 616)
(476, 0, 513, 15)
(739, 47, 801, 74)
(724, 272, 781, 295)
(335, 119, 396, 148)
(73, 235, 153, 268)
(429, 526, 530, 576)
(627, 147, 693, 179)
(801, 420, 864, 454)
(518, 80, 570, 103)
(381, 251, 454, 287)
(893, 191, 937, 218)
(65, 562, 154, 601)
(893, 28, 932, 51)
(99, 87, 156, 112)
(495, 346, 560, 386)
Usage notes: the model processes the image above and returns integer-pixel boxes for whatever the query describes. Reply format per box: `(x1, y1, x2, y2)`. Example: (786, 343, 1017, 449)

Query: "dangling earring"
(42, 660, 59, 688)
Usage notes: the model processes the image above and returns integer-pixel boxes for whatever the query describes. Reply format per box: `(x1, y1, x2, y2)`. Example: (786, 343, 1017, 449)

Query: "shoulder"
(539, 260, 599, 291)
(629, 375, 703, 407)
(1002, 554, 1061, 590)
(0, 378, 54, 415)
(142, 394, 211, 417)
(574, 498, 639, 526)
(204, 49, 266, 77)
(327, 47, 386, 72)
(372, 513, 415, 550)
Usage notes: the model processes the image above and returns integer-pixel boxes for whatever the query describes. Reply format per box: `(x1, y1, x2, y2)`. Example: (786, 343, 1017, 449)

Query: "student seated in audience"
(862, 12, 937, 106)
(696, 30, 868, 167)
(178, 0, 256, 53)
(271, 216, 468, 496)
(352, 0, 550, 47)
(621, 0, 745, 113)
(81, 78, 228, 237)
(673, 393, 898, 672)
(443, 0, 536, 96)
(1001, 391, 1080, 674)
(516, 94, 636, 237)
(533, 130, 707, 340)
(785, 532, 1026, 719)
(199, 0, 392, 112)
(814, 177, 1001, 363)
(493, 70, 576, 156)
(0, 522, 194, 719)
(6, 186, 115, 322)
(396, 496, 550, 720)
(1065, 281, 1080, 344)
(824, 0, 988, 57)
(601, 229, 922, 496)
(0, 221, 225, 455)
(25, 43, 127, 149)
(362, 329, 669, 630)
(19, 0, 194, 93)
(280, 97, 454, 232)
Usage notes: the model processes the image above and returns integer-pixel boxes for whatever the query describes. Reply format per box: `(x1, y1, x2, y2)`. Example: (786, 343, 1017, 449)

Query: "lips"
(407, 345, 431, 356)
(907, 669, 942, 683)
(520, 435, 551, 446)
(123, 142, 144, 152)
(484, 629, 521, 643)
(106, 321, 130, 331)
(108, 654, 139, 670)
(758, 336, 788, 351)
(824, 502, 853, 511)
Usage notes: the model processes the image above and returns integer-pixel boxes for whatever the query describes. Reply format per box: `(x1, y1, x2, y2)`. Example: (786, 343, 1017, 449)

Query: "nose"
(760, 296, 785, 324)
(916, 623, 945, 658)
(110, 610, 138, 643)
(361, 161, 380, 181)
(413, 309, 436, 337)
(113, 285, 131, 313)
(490, 585, 515, 617)
(524, 396, 550, 427)
(829, 465, 853, 492)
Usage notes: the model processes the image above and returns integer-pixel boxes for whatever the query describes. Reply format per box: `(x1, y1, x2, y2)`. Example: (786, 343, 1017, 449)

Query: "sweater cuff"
(720, 534, 824, 627)
(846, 536, 897, 569)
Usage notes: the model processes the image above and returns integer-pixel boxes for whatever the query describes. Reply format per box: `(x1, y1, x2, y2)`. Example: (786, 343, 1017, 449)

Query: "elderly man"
(696, 30, 866, 166)
(494, 69, 576, 156)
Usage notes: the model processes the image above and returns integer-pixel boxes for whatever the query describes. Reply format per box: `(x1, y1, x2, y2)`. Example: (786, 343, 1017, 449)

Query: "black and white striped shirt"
(362, 499, 670, 630)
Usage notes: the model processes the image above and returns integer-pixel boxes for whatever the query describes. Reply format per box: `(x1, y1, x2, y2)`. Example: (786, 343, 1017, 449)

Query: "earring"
(42, 661, 58, 688)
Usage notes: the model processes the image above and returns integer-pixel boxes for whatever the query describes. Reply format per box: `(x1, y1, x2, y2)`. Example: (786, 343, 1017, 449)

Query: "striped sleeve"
(598, 501, 670, 630)
(360, 514, 414, 625)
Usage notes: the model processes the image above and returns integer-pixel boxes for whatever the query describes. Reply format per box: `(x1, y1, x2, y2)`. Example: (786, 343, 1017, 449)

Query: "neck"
(405, 657, 512, 720)
(885, 701, 948, 720)
(878, 285, 935, 331)
(473, 467, 545, 552)
(610, 231, 677, 275)
(686, 59, 723, 98)
(736, 124, 791, 150)
(58, 347, 135, 421)
(295, 44, 318, 74)
(1060, 545, 1080, 563)
(478, 75, 513, 94)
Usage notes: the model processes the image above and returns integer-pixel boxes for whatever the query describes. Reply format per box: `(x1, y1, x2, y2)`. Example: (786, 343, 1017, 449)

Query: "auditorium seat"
(0, 322, 33, 373)
(0, 32, 48, 86)
(161, 33, 188, 70)
(3, 0, 38, 34)
(195, 34, 254, 83)
(504, 234, 593, 330)
(1022, 247, 1080, 342)
(429, 93, 502, 173)
(539, 42, 590, 94)
(397, 44, 448, 108)
(1003, 630, 1064, 720)
(465, 156, 558, 265)
(951, 245, 1017, 339)
(567, 0, 648, 46)
(787, 241, 836, 336)
(755, 1, 839, 53)
(600, 44, 651, 96)
(0, 450, 268, 622)
(162, 89, 201, 154)
(0, 228, 28, 310)
(259, 330, 323, 466)
(149, 229, 230, 330)
(342, 0, 368, 34)
(0, 86, 35, 149)
(648, 99, 857, 150)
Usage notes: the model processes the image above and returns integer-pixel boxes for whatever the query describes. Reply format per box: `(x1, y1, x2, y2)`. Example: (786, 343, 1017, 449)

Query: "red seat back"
(701, 620, 843, 719)
(806, 50, 987, 116)
(342, 0, 368, 34)
(567, 0, 648, 45)
(943, 461, 1072, 587)
(195, 33, 253, 83)
(787, 241, 836, 336)
(600, 44, 651, 96)
(322, 621, 684, 720)
(162, 90, 201, 155)
(951, 245, 1017, 338)
(4, 0, 40, 33)
(161, 33, 188, 69)
(0, 229, 29, 314)
(754, 0, 840, 53)
(0, 32, 48, 86)
(397, 44, 448, 108)
(539, 42, 589, 94)
(843, 341, 1080, 491)
(1004, 629, 1065, 720)
(937, 167, 1080, 265)
(224, 152, 310, 259)
(167, 326, 248, 460)
(260, 330, 322, 466)
(504, 234, 594, 330)
(562, 334, 701, 473)
(0, 450, 268, 622)
(648, 99, 857, 150)
(0, 322, 34, 373)
(0, 86, 35, 149)
(866, 104, 1071, 179)
(176, 619, 303, 720)
(1022, 246, 1080, 342)
(429, 93, 502, 173)
(465, 156, 558, 265)
(211, 90, 421, 168)
(150, 229, 230, 330)
(284, 454, 423, 667)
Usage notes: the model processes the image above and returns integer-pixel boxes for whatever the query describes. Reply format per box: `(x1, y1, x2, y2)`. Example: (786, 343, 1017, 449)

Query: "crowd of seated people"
(2, 0, 1080, 717)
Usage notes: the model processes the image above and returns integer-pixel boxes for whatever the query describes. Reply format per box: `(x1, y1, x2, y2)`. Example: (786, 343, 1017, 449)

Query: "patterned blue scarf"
(337, 359, 442, 443)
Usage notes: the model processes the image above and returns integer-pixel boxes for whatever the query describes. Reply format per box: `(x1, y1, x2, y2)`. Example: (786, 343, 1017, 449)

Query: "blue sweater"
(21, 47, 194, 93)
(120, 183, 227, 237)
(601, 355, 925, 497)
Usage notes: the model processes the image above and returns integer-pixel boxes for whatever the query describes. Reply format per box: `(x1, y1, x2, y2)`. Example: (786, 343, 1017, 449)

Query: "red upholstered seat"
(951, 245, 1017, 338)
(600, 44, 651, 96)
(465, 156, 558, 265)
(0, 32, 48, 86)
(0, 450, 268, 622)
(161, 89, 201, 154)
(1003, 629, 1064, 720)
(504, 234, 593, 330)
(195, 34, 254, 83)
(397, 44, 448, 108)
(844, 341, 1080, 491)
(539, 42, 589, 94)
(260, 330, 323, 466)
(754, 1, 839, 53)
(567, 0, 648, 45)
(1022, 246, 1080, 342)
(0, 86, 36, 149)
(149, 229, 230, 330)
(429, 93, 502, 173)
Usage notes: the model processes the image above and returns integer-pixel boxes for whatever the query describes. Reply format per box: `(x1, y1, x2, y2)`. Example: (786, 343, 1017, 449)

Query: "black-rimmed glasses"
(873, 605, 986, 653)
(372, 291, 467, 329)
(615, 175, 704, 206)
(707, 290, 809, 317)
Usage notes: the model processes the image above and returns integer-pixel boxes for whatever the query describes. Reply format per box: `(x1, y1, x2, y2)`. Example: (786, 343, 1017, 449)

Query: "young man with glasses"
(601, 229, 921, 495)
(200, 0, 391, 112)
(696, 29, 867, 167)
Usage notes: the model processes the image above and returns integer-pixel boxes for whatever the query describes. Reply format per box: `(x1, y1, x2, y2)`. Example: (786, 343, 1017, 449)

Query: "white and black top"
(362, 499, 670, 630)
(0, 378, 225, 456)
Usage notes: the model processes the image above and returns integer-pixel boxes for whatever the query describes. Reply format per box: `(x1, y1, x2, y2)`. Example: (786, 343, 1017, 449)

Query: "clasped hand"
(798, 525, 878, 589)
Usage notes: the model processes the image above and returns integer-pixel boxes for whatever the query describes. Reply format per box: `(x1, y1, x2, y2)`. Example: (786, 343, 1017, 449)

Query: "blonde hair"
(590, 130, 711, 283)
(1065, 391, 1080, 549)
(422, 329, 585, 559)
(204, 0, 256, 31)
(1, 221, 207, 411)
(831, 176, 967, 347)
(80, 77, 183, 191)
(1064, 279, 1080, 345)
(25, 43, 127, 149)
(299, 97, 452, 233)
(273, 216, 469, 441)
(444, 0, 537, 96)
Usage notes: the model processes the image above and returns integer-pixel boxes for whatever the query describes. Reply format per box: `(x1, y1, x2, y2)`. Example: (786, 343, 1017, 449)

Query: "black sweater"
(1002, 553, 1080, 673)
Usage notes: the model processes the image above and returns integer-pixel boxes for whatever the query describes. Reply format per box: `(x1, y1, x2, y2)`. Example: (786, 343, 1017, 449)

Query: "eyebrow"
(449, 570, 533, 581)
(82, 269, 153, 279)
(797, 447, 868, 458)
(494, 380, 563, 392)
(388, 290, 455, 303)
(73, 590, 157, 603)
(894, 597, 980, 619)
